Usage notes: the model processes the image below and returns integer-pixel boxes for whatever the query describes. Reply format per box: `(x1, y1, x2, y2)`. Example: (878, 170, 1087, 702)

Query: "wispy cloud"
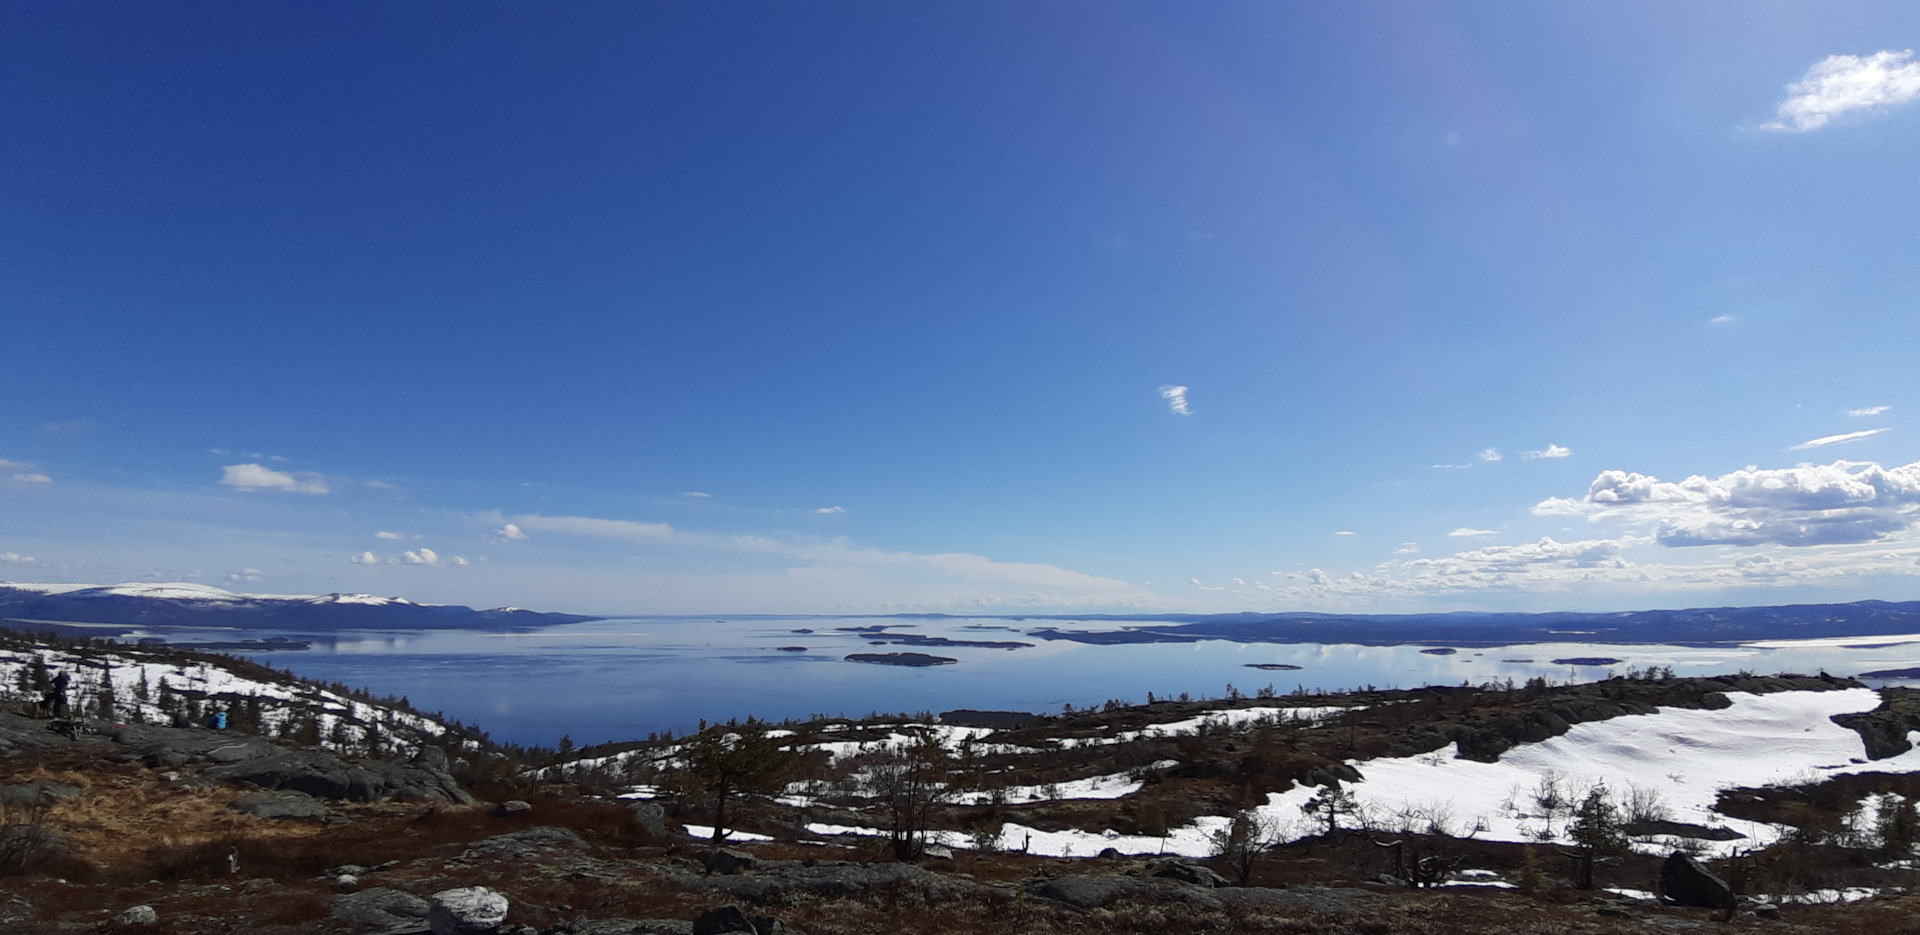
(0, 552, 36, 563)
(1334, 530, 1355, 536)
(495, 523, 529, 541)
(507, 514, 671, 541)
(1159, 385, 1193, 416)
(364, 480, 398, 490)
(1392, 542, 1420, 555)
(813, 506, 846, 515)
(10, 473, 51, 484)
(1478, 448, 1502, 463)
(349, 551, 378, 564)
(220, 463, 328, 494)
(682, 491, 712, 499)
(1535, 458, 1920, 547)
(1790, 428, 1889, 450)
(374, 531, 406, 540)
(1850, 406, 1893, 418)
(398, 548, 441, 566)
(1764, 50, 1920, 132)
(1522, 444, 1572, 460)
(1448, 527, 1499, 538)
(1431, 447, 1504, 469)
(1709, 315, 1735, 325)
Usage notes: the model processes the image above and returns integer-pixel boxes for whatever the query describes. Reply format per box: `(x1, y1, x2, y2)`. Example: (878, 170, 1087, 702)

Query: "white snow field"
(865, 688, 1920, 861)
(1241, 687, 1920, 860)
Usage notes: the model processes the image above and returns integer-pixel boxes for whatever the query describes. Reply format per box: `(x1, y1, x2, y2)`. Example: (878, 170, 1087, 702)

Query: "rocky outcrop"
(111, 723, 278, 768)
(1831, 688, 1920, 760)
(462, 826, 590, 861)
(227, 789, 330, 820)
(1659, 852, 1734, 909)
(701, 848, 757, 875)
(202, 749, 473, 804)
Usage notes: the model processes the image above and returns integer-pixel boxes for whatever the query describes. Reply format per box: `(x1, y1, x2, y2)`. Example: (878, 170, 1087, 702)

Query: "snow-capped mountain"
(0, 581, 598, 631)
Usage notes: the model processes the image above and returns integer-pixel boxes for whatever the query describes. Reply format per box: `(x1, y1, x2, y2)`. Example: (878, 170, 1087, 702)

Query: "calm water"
(114, 615, 1920, 746)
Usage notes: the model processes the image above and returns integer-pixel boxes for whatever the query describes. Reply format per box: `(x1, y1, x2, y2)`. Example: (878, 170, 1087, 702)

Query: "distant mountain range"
(1022, 600, 1920, 647)
(0, 581, 599, 634)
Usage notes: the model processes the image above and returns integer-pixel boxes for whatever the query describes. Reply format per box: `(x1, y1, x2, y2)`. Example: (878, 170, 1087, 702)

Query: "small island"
(845, 652, 958, 667)
(775, 646, 808, 652)
(1551, 657, 1623, 667)
(1243, 663, 1303, 671)
(1419, 647, 1457, 656)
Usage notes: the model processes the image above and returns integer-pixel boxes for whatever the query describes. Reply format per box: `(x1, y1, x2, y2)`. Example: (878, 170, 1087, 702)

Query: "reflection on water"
(113, 616, 1920, 746)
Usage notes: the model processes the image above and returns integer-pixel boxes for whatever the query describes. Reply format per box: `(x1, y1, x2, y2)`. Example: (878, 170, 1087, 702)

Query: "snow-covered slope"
(1, 637, 462, 756)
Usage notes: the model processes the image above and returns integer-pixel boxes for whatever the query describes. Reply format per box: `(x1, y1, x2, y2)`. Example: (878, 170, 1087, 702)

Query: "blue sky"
(4, 2, 1920, 615)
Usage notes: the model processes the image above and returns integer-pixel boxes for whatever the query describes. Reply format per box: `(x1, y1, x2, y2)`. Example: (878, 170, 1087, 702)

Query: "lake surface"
(116, 615, 1920, 746)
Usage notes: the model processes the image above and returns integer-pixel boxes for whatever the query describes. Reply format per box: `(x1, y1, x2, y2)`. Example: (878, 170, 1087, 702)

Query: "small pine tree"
(1568, 784, 1629, 855)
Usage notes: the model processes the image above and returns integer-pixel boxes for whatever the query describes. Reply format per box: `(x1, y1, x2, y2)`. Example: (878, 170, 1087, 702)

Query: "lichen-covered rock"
(428, 886, 509, 935)
(111, 904, 158, 926)
(701, 848, 757, 875)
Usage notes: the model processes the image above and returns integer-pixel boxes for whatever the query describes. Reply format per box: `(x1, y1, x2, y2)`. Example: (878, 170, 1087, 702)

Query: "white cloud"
(220, 463, 328, 494)
(682, 491, 712, 499)
(1408, 536, 1642, 576)
(374, 531, 405, 540)
(228, 568, 263, 582)
(1392, 542, 1420, 555)
(11, 473, 51, 484)
(452, 556, 470, 566)
(365, 480, 398, 490)
(1790, 428, 1889, 450)
(1764, 50, 1920, 132)
(1522, 444, 1572, 460)
(398, 548, 440, 566)
(1159, 385, 1193, 416)
(1477, 448, 1502, 462)
(1334, 530, 1356, 536)
(1709, 315, 1735, 325)
(0, 459, 25, 469)
(814, 506, 846, 515)
(495, 523, 529, 541)
(507, 514, 671, 541)
(0, 552, 36, 563)
(349, 551, 378, 565)
(1850, 406, 1893, 418)
(1448, 527, 1499, 538)
(1535, 458, 1920, 547)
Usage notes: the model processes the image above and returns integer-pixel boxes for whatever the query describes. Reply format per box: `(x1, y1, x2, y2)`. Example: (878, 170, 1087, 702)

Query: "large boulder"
(691, 905, 756, 935)
(1660, 852, 1734, 909)
(428, 886, 509, 935)
(629, 801, 669, 838)
(701, 849, 758, 875)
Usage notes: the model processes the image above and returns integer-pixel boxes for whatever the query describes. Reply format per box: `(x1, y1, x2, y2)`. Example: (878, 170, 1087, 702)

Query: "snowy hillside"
(1, 633, 463, 757)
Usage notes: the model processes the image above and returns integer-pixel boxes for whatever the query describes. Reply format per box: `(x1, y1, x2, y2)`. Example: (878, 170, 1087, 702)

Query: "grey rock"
(701, 848, 757, 875)
(1660, 851, 1734, 909)
(0, 781, 82, 805)
(463, 826, 589, 861)
(428, 886, 509, 935)
(203, 749, 473, 804)
(691, 905, 756, 935)
(498, 799, 533, 814)
(1032, 874, 1221, 910)
(330, 887, 432, 929)
(628, 801, 668, 838)
(332, 873, 362, 893)
(228, 789, 331, 820)
(922, 844, 954, 861)
(1144, 858, 1229, 888)
(112, 904, 158, 925)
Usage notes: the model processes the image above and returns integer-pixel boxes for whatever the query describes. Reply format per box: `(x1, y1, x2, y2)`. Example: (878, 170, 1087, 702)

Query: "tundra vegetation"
(5, 626, 1920, 932)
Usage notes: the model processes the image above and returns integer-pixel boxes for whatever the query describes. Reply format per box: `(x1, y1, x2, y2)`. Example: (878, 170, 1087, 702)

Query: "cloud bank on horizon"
(2, 9, 1918, 614)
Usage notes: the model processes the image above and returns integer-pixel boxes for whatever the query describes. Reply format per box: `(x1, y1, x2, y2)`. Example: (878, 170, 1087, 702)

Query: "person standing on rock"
(48, 669, 71, 718)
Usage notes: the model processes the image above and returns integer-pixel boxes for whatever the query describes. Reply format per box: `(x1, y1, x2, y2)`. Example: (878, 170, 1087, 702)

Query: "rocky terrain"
(6, 629, 1920, 932)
